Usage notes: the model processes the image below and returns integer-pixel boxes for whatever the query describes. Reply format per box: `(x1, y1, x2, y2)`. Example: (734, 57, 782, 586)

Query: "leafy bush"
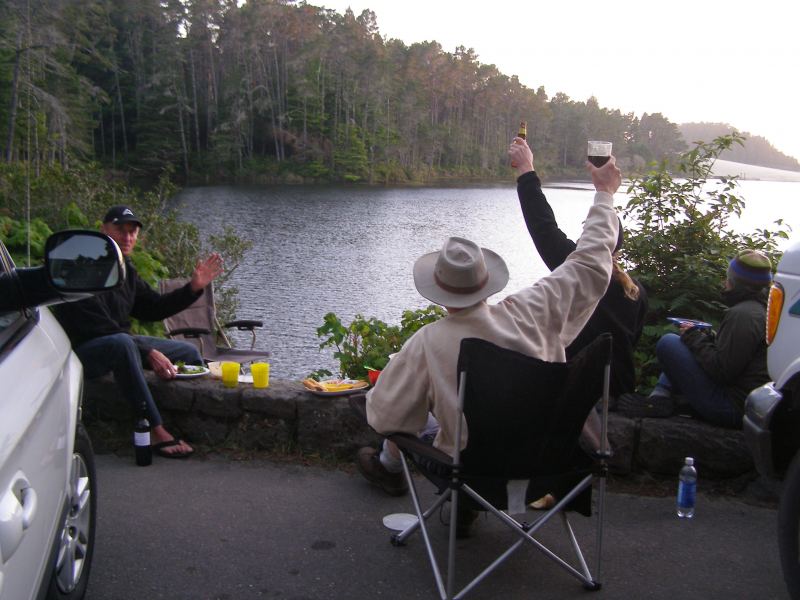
(0, 216, 53, 265)
(316, 305, 446, 380)
(621, 133, 791, 385)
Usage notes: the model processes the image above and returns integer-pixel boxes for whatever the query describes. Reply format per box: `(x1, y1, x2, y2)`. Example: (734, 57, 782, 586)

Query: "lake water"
(173, 179, 799, 380)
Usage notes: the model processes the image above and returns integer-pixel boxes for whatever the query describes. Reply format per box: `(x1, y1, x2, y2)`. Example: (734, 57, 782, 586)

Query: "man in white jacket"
(358, 137, 622, 502)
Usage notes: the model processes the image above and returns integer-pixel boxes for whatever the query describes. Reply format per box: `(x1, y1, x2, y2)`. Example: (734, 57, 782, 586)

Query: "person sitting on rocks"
(355, 139, 622, 536)
(618, 249, 772, 428)
(54, 205, 223, 458)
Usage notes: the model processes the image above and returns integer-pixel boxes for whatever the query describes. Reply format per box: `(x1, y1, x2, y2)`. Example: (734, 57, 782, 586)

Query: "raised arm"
(509, 137, 576, 270)
(504, 157, 623, 352)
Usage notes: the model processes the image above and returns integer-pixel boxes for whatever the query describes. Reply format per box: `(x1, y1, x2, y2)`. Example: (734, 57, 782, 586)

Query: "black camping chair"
(355, 333, 613, 600)
(159, 278, 269, 365)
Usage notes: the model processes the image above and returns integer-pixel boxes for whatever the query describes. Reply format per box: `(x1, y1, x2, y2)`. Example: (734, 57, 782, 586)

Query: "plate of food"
(174, 362, 210, 378)
(301, 378, 369, 396)
(666, 317, 712, 329)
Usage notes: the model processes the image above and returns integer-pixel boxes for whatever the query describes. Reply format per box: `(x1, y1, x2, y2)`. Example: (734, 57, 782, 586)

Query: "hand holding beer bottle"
(510, 121, 527, 168)
(508, 124, 534, 177)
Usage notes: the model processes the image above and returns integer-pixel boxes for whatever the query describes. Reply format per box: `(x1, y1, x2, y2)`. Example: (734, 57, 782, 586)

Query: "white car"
(744, 239, 800, 599)
(0, 230, 123, 600)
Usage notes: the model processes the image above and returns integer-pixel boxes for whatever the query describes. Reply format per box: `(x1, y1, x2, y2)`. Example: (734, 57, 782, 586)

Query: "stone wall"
(84, 374, 753, 479)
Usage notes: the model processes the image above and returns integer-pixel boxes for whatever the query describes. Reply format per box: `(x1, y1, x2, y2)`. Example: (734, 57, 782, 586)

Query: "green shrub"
(316, 305, 446, 380)
(621, 133, 791, 386)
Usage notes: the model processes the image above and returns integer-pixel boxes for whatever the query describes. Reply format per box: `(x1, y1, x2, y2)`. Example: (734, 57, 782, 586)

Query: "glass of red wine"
(588, 140, 612, 167)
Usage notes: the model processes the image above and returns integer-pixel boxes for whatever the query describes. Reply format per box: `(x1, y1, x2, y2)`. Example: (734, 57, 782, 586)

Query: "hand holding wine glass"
(589, 154, 622, 195)
(588, 140, 612, 167)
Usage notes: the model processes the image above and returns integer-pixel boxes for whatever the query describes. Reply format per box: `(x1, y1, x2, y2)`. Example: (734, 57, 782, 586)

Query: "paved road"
(85, 453, 787, 600)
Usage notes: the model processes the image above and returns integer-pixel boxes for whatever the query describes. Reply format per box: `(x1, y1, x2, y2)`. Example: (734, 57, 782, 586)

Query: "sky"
(319, 0, 800, 162)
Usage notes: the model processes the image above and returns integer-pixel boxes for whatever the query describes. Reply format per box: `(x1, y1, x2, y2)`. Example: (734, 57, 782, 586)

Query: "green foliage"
(622, 134, 791, 385)
(0, 216, 53, 265)
(63, 202, 90, 228)
(205, 226, 254, 324)
(333, 124, 369, 183)
(316, 305, 446, 379)
(127, 247, 171, 337)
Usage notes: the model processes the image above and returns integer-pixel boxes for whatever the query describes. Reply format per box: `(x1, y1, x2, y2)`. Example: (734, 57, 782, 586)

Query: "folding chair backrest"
(456, 334, 612, 507)
(457, 338, 568, 479)
(159, 278, 221, 354)
(540, 333, 613, 465)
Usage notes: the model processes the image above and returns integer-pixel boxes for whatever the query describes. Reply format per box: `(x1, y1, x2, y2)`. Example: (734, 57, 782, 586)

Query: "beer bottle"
(511, 120, 527, 167)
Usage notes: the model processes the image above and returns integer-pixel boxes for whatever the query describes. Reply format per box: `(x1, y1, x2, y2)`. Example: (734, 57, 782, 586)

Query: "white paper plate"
(174, 366, 210, 379)
(382, 513, 418, 531)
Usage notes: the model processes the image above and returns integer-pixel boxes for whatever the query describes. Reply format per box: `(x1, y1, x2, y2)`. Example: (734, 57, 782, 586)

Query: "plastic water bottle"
(677, 457, 697, 518)
(134, 409, 152, 467)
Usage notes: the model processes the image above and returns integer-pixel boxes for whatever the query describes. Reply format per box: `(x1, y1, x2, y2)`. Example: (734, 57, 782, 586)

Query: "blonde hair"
(612, 261, 640, 301)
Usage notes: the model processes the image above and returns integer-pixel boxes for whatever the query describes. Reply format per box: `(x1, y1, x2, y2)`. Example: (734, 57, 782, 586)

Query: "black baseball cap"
(103, 205, 143, 228)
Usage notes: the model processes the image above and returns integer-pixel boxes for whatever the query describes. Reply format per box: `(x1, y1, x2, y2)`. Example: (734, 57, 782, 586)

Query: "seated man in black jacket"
(54, 205, 223, 458)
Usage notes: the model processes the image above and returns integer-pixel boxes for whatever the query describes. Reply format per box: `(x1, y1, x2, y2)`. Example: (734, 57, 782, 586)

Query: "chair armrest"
(388, 433, 454, 467)
(165, 327, 212, 338)
(348, 393, 452, 467)
(223, 319, 264, 331)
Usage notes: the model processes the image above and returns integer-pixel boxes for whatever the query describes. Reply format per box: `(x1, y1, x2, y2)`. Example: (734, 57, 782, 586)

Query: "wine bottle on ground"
(134, 407, 152, 466)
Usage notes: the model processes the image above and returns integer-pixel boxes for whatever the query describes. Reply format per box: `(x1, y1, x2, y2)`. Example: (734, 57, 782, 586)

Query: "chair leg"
(456, 483, 598, 592)
(560, 513, 599, 589)
(447, 487, 458, 599)
(396, 453, 449, 599)
(594, 471, 607, 585)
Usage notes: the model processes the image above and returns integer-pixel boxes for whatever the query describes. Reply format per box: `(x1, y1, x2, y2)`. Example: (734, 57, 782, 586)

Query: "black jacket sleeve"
(129, 272, 202, 323)
(516, 170, 576, 271)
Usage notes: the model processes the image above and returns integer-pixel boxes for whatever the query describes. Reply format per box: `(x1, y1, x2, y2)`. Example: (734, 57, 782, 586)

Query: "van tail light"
(766, 282, 784, 345)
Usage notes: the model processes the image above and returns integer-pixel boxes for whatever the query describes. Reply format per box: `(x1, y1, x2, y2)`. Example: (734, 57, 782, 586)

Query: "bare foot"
(151, 425, 194, 457)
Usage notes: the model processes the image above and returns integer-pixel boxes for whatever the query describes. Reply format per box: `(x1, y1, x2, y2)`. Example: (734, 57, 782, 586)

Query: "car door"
(0, 244, 72, 600)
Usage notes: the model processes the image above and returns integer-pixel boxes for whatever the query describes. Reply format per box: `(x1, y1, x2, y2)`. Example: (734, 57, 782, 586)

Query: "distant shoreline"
(711, 159, 800, 182)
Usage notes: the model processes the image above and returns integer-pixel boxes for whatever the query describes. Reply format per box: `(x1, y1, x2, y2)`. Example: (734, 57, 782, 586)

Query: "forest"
(2, 0, 797, 187)
(0, 0, 707, 187)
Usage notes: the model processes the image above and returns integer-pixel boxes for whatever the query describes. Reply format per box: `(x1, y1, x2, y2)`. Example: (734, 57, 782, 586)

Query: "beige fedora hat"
(413, 237, 509, 308)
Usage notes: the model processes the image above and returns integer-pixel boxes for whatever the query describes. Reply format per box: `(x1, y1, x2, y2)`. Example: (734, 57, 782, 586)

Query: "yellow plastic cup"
(221, 361, 240, 388)
(251, 362, 270, 389)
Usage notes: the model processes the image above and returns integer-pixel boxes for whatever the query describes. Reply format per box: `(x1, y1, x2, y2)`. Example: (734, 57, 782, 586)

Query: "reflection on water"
(173, 180, 798, 380)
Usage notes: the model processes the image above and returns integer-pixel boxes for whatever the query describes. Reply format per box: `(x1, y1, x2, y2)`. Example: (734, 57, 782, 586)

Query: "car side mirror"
(0, 231, 125, 311)
(45, 230, 125, 292)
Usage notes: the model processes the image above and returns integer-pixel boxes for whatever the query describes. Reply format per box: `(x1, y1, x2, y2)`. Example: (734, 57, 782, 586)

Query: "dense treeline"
(1, 0, 692, 184)
(680, 123, 800, 171)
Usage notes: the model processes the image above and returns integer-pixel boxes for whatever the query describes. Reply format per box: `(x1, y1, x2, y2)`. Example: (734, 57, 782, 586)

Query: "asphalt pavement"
(85, 453, 788, 600)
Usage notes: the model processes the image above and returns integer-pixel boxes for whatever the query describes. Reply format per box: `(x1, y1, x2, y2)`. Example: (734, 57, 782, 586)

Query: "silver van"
(744, 238, 800, 599)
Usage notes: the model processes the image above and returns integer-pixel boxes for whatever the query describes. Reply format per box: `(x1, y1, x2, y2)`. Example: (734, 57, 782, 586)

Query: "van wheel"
(47, 423, 97, 600)
(779, 450, 800, 600)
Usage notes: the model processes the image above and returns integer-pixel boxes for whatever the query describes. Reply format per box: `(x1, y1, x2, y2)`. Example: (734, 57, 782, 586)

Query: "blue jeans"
(76, 334, 202, 427)
(655, 333, 742, 428)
